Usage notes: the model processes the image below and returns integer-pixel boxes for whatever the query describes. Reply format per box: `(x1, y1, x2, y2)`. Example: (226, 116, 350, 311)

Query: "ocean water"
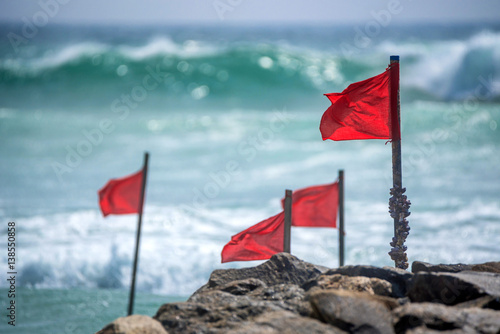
(1, 23, 500, 333)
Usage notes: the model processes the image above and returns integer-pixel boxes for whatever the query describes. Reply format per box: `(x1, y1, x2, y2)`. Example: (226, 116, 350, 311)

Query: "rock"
(411, 261, 500, 274)
(193, 253, 327, 296)
(472, 261, 500, 274)
(411, 261, 473, 273)
(393, 302, 500, 333)
(321, 265, 413, 298)
(309, 289, 395, 334)
(96, 315, 168, 334)
(248, 283, 313, 316)
(204, 277, 267, 297)
(230, 310, 347, 334)
(408, 271, 500, 306)
(455, 295, 500, 310)
(155, 291, 302, 333)
(99, 256, 500, 334)
(189, 277, 312, 316)
(303, 273, 393, 297)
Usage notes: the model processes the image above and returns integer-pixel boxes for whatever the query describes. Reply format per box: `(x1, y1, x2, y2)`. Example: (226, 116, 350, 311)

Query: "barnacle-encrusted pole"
(388, 56, 410, 269)
(389, 186, 411, 269)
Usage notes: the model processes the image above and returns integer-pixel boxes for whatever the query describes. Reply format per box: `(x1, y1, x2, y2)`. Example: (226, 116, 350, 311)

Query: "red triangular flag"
(98, 169, 144, 217)
(221, 212, 284, 263)
(282, 182, 338, 228)
(320, 63, 400, 141)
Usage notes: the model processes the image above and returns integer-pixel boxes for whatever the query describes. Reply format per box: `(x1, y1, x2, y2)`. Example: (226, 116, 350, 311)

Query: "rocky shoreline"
(97, 253, 500, 333)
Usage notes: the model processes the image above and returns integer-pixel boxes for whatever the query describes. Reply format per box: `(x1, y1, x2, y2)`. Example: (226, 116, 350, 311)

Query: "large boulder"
(412, 261, 500, 274)
(407, 271, 500, 306)
(154, 291, 285, 333)
(193, 252, 327, 296)
(230, 310, 347, 334)
(393, 302, 500, 333)
(472, 261, 500, 274)
(320, 265, 413, 298)
(411, 261, 473, 273)
(309, 289, 396, 334)
(303, 273, 393, 297)
(96, 315, 168, 334)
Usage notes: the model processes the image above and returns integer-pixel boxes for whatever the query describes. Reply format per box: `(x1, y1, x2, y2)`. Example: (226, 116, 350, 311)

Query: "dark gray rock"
(248, 283, 312, 316)
(154, 291, 284, 333)
(193, 253, 327, 297)
(472, 262, 500, 274)
(189, 277, 312, 316)
(411, 261, 473, 273)
(412, 261, 500, 275)
(393, 302, 500, 333)
(231, 310, 347, 334)
(319, 265, 413, 298)
(408, 271, 500, 306)
(303, 273, 393, 297)
(310, 289, 395, 334)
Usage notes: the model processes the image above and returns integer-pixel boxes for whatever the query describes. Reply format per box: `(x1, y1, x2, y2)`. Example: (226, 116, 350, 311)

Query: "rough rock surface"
(309, 289, 396, 333)
(96, 314, 168, 334)
(393, 302, 500, 333)
(408, 271, 500, 305)
(411, 261, 473, 273)
(96, 253, 500, 334)
(304, 273, 394, 297)
(194, 252, 328, 295)
(322, 265, 413, 298)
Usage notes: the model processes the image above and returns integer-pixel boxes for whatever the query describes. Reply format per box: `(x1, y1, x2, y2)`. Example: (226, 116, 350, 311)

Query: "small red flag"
(320, 63, 400, 141)
(221, 212, 284, 263)
(98, 169, 144, 217)
(282, 182, 338, 228)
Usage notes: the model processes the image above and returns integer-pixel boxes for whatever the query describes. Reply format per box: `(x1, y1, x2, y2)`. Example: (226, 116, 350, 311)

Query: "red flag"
(282, 182, 338, 228)
(320, 63, 400, 141)
(98, 169, 144, 217)
(221, 212, 284, 263)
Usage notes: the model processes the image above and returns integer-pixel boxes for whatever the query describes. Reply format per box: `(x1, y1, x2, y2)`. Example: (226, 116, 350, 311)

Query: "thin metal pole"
(283, 189, 292, 253)
(338, 170, 345, 267)
(388, 55, 410, 270)
(128, 152, 149, 316)
(391, 56, 402, 238)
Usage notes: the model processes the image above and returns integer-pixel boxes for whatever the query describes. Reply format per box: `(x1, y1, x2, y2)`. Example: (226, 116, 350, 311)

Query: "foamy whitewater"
(0, 22, 500, 332)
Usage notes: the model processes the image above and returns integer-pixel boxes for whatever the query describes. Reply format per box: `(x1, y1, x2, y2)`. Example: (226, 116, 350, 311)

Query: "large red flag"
(320, 63, 400, 141)
(98, 169, 144, 217)
(282, 182, 338, 228)
(221, 212, 284, 263)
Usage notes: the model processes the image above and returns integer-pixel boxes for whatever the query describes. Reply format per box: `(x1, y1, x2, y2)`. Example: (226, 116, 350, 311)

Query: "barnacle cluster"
(388, 186, 411, 269)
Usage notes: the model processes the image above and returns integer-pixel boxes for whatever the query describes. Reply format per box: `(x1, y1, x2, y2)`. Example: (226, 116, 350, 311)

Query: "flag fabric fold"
(282, 182, 338, 228)
(221, 212, 285, 263)
(98, 169, 144, 217)
(320, 63, 400, 141)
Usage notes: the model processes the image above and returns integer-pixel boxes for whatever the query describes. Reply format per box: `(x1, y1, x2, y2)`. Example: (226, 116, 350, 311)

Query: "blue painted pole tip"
(390, 55, 400, 61)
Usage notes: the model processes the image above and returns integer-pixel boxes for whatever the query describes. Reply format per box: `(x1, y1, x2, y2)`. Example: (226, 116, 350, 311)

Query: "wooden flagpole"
(338, 170, 345, 267)
(388, 55, 411, 269)
(283, 189, 292, 253)
(127, 152, 149, 315)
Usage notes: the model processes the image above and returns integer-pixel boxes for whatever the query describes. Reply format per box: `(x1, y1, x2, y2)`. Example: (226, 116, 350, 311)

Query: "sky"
(0, 0, 499, 25)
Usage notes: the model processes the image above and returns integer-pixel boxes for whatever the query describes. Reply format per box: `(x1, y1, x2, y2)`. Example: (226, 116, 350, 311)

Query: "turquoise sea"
(1, 23, 500, 332)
